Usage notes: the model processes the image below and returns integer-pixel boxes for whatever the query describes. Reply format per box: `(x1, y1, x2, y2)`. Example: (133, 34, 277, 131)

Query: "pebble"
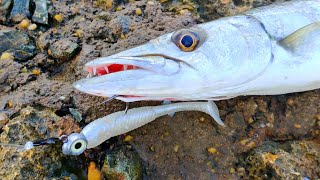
(207, 147, 217, 154)
(32, 69, 41, 75)
(19, 19, 29, 29)
(97, 11, 112, 21)
(28, 24, 37, 31)
(123, 135, 133, 142)
(294, 124, 302, 129)
(229, 168, 235, 174)
(0, 112, 8, 122)
(135, 8, 142, 15)
(49, 39, 79, 61)
(0, 112, 8, 131)
(1, 52, 14, 60)
(173, 145, 179, 153)
(54, 14, 64, 22)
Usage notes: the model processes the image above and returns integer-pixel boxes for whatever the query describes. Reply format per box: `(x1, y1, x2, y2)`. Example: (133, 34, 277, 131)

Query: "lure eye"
(70, 139, 87, 154)
(62, 133, 88, 155)
(172, 30, 200, 52)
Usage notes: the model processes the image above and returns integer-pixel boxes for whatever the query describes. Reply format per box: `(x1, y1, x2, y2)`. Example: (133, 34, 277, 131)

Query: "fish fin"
(163, 100, 175, 117)
(207, 100, 225, 126)
(279, 22, 320, 56)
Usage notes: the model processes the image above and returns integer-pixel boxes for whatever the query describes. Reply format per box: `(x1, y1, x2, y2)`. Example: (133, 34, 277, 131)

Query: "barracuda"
(74, 0, 320, 102)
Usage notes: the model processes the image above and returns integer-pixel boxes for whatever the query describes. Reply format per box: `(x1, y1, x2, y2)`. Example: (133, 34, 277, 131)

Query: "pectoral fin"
(279, 22, 320, 56)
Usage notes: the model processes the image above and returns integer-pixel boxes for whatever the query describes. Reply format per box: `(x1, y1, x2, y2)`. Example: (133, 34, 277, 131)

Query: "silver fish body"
(74, 0, 320, 102)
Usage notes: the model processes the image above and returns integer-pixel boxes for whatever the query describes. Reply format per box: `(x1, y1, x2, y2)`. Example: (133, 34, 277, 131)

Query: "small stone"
(0, 112, 9, 129)
(102, 146, 142, 180)
(1, 52, 14, 60)
(179, 9, 191, 15)
(9, 0, 30, 22)
(32, 0, 48, 24)
(28, 24, 37, 31)
(248, 117, 254, 124)
(135, 8, 142, 15)
(69, 108, 82, 122)
(54, 13, 64, 23)
(240, 139, 249, 146)
(97, 11, 112, 21)
(21, 66, 27, 73)
(287, 98, 295, 106)
(74, 29, 83, 37)
(294, 124, 302, 129)
(200, 117, 205, 122)
(149, 146, 155, 152)
(207, 147, 217, 154)
(19, 19, 29, 29)
(229, 168, 236, 174)
(7, 100, 13, 108)
(32, 69, 41, 75)
(105, 0, 113, 9)
(123, 135, 133, 142)
(246, 141, 256, 149)
(58, 96, 66, 101)
(159, 0, 168, 3)
(174, 145, 179, 153)
(116, 6, 123, 11)
(49, 39, 79, 61)
(237, 167, 245, 174)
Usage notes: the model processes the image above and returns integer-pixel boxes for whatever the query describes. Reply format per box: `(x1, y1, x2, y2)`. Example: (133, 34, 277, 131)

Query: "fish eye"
(171, 30, 200, 52)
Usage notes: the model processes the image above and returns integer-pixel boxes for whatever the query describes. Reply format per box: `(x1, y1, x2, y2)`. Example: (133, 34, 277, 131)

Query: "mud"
(0, 0, 319, 179)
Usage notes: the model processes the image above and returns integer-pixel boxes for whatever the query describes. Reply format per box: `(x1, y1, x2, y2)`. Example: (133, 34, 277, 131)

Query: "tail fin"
(207, 101, 225, 126)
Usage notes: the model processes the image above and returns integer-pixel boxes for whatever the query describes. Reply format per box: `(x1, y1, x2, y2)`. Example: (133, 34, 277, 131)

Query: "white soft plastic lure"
(62, 101, 223, 155)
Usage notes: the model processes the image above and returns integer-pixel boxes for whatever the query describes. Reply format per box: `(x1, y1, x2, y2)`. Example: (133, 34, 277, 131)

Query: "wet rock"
(37, 29, 52, 52)
(244, 140, 320, 179)
(107, 15, 131, 42)
(0, 0, 11, 10)
(0, 112, 8, 130)
(0, 0, 12, 22)
(102, 145, 143, 180)
(96, 11, 112, 21)
(0, 30, 36, 62)
(69, 108, 82, 122)
(9, 0, 30, 23)
(32, 0, 48, 24)
(0, 106, 84, 179)
(49, 39, 79, 61)
(0, 59, 35, 93)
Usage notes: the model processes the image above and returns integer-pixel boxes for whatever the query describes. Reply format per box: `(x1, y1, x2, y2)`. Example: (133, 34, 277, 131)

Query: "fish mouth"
(84, 54, 188, 76)
(73, 54, 191, 101)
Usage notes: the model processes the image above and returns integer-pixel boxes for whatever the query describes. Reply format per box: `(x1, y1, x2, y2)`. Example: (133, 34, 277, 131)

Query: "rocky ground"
(0, 0, 319, 179)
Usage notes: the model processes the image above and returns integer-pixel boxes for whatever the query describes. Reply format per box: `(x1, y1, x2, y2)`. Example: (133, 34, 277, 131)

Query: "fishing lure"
(62, 101, 223, 155)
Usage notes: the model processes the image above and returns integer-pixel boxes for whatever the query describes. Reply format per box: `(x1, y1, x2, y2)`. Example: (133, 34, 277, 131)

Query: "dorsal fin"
(279, 22, 320, 56)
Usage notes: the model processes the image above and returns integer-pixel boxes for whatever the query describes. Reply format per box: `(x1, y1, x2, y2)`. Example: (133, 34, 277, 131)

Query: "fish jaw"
(73, 33, 207, 102)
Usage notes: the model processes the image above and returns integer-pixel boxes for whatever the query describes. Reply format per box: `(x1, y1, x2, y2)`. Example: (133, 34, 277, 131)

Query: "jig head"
(61, 133, 88, 155)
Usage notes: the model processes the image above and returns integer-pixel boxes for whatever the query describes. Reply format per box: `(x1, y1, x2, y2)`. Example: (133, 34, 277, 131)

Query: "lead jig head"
(62, 133, 88, 155)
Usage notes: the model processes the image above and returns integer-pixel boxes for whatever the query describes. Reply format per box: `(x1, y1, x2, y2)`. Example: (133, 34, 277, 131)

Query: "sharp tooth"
(86, 74, 92, 78)
(93, 67, 96, 75)
(123, 65, 128, 70)
(104, 66, 109, 73)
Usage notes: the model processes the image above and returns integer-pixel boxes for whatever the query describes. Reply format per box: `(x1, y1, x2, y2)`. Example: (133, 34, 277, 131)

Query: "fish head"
(74, 20, 271, 102)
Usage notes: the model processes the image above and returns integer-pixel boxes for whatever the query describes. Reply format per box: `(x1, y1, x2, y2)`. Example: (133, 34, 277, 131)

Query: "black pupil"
(75, 142, 82, 149)
(181, 35, 193, 48)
